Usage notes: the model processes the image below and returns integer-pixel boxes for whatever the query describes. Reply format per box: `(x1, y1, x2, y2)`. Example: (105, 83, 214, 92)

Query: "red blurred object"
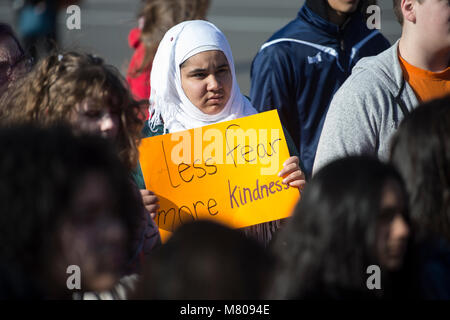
(126, 28, 151, 120)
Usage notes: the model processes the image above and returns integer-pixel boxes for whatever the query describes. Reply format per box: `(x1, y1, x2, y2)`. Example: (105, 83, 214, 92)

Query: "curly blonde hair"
(130, 0, 210, 76)
(0, 52, 144, 170)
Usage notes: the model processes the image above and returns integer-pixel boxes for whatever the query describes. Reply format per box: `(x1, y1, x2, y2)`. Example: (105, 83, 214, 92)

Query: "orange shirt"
(399, 53, 450, 103)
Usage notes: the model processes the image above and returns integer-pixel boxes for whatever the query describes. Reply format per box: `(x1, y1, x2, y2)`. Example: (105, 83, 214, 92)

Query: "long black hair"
(133, 220, 274, 299)
(268, 156, 409, 299)
(390, 95, 450, 243)
(0, 124, 141, 297)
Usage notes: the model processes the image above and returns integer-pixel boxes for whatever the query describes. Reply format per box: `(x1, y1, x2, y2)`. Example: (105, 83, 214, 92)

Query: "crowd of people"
(0, 0, 448, 300)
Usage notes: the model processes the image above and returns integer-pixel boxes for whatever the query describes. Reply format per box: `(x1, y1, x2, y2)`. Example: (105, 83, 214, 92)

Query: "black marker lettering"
(193, 200, 205, 219)
(193, 159, 207, 179)
(205, 157, 218, 175)
(225, 124, 241, 167)
(270, 138, 281, 154)
(207, 198, 218, 216)
(241, 145, 256, 163)
(178, 162, 193, 183)
(178, 205, 195, 224)
(161, 140, 180, 188)
(257, 143, 267, 158)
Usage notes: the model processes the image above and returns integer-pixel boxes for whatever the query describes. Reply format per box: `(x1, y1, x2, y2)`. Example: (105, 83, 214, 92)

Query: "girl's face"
(375, 179, 410, 271)
(180, 50, 232, 115)
(56, 172, 128, 293)
(70, 99, 120, 140)
(327, 0, 360, 14)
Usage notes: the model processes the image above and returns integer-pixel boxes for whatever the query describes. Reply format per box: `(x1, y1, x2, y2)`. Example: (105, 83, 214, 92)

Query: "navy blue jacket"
(250, 4, 390, 178)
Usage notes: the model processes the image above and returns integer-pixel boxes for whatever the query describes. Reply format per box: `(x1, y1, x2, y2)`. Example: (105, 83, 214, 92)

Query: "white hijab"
(148, 20, 257, 133)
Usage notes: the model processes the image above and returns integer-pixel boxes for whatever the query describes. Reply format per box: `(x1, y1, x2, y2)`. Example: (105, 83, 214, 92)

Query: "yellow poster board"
(139, 110, 300, 240)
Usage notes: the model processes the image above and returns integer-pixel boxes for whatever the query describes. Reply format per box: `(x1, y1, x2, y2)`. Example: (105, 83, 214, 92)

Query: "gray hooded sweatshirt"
(312, 40, 419, 175)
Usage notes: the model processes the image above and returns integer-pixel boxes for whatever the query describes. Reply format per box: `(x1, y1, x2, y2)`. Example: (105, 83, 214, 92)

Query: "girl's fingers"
(288, 177, 307, 189)
(142, 195, 159, 205)
(282, 170, 304, 184)
(278, 162, 300, 178)
(145, 203, 160, 215)
(140, 189, 155, 196)
(141, 190, 160, 216)
(283, 156, 299, 166)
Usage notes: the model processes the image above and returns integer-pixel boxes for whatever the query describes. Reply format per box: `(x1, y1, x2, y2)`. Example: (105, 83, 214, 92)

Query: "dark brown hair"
(390, 95, 450, 243)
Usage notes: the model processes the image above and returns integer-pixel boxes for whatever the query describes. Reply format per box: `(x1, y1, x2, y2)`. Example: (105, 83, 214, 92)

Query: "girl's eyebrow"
(187, 64, 229, 74)
(188, 68, 207, 74)
(217, 63, 229, 69)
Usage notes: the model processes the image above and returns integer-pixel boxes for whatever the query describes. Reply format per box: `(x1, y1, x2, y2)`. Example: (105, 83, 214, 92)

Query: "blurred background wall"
(0, 0, 401, 95)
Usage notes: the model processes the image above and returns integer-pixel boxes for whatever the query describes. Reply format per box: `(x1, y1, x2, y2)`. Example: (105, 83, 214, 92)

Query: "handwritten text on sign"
(138, 110, 300, 235)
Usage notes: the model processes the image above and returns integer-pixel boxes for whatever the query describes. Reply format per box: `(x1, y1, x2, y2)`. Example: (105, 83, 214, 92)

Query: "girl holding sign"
(138, 20, 306, 245)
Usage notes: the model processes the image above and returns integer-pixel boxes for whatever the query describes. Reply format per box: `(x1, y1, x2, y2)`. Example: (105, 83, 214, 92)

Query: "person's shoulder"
(329, 53, 398, 115)
(333, 62, 380, 98)
(344, 13, 391, 48)
(252, 38, 299, 71)
(269, 16, 308, 38)
(261, 6, 322, 48)
(354, 27, 390, 48)
(351, 28, 391, 55)
(344, 44, 397, 88)
(255, 24, 317, 64)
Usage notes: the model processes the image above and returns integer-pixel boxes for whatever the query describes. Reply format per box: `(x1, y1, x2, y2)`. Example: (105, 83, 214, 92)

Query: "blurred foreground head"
(0, 125, 141, 298)
(390, 95, 450, 243)
(269, 156, 411, 299)
(133, 220, 273, 299)
(0, 23, 31, 98)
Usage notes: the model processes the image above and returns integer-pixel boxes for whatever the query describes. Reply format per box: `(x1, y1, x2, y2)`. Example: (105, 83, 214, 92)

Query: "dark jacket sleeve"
(283, 124, 307, 180)
(251, 48, 306, 177)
